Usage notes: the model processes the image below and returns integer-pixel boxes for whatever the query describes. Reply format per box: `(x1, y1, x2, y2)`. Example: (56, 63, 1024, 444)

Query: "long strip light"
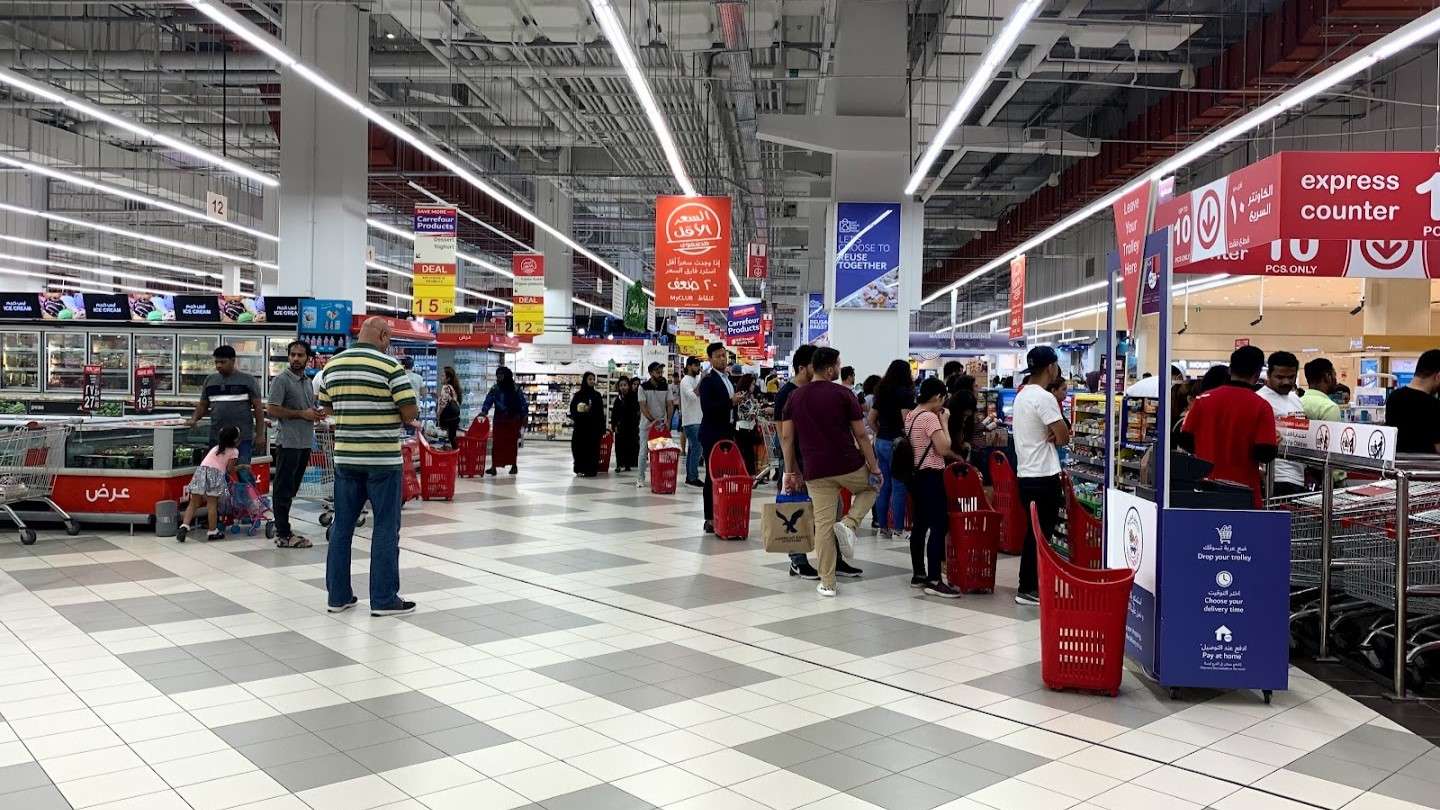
(188, 1, 647, 301)
(585, 0, 697, 197)
(0, 68, 276, 188)
(0, 252, 223, 292)
(406, 182, 534, 254)
(367, 219, 513, 278)
(905, 0, 1043, 196)
(0, 202, 276, 270)
(938, 279, 1108, 333)
(923, 6, 1440, 309)
(0, 155, 276, 243)
(3, 264, 180, 297)
(1011, 274, 1244, 331)
(0, 233, 245, 285)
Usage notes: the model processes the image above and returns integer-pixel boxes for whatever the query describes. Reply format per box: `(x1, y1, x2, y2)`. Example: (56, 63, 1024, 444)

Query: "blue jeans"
(327, 466, 402, 608)
(683, 424, 702, 481)
(873, 439, 907, 530)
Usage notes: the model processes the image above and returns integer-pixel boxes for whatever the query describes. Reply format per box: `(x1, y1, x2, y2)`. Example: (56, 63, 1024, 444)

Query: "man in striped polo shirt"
(317, 317, 419, 616)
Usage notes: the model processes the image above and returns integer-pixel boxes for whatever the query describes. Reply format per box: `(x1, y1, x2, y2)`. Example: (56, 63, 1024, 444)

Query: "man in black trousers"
(699, 341, 741, 535)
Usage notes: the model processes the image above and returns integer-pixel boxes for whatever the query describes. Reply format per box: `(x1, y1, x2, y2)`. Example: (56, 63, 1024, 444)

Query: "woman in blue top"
(481, 367, 528, 475)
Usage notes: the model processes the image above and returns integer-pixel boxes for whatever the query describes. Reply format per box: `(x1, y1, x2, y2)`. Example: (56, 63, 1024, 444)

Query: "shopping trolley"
(293, 422, 366, 531)
(753, 415, 782, 487)
(1277, 486, 1382, 651)
(0, 421, 80, 544)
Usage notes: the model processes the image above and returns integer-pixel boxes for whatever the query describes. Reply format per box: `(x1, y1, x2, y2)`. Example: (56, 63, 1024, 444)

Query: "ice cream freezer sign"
(412, 204, 457, 318)
(833, 202, 901, 310)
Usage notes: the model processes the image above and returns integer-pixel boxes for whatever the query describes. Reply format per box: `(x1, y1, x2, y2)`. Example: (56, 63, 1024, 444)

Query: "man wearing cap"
(1012, 346, 1071, 606)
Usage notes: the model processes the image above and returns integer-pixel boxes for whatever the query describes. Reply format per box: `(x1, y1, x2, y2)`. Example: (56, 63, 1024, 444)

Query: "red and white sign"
(746, 242, 768, 279)
(1008, 255, 1025, 340)
(1234, 338, 1250, 349)
(412, 204, 458, 318)
(511, 253, 545, 335)
(1112, 184, 1151, 327)
(1176, 239, 1440, 279)
(655, 195, 731, 310)
(1280, 151, 1440, 241)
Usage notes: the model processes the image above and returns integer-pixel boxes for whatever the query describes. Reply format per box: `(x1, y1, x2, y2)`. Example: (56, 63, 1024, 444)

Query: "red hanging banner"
(746, 242, 768, 279)
(1008, 255, 1026, 340)
(655, 195, 731, 310)
(1113, 183, 1151, 329)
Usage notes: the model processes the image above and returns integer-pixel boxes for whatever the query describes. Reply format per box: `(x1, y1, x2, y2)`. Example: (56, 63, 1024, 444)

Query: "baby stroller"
(222, 471, 275, 537)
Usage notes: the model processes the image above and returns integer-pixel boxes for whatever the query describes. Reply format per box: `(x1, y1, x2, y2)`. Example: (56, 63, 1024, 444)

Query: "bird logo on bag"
(778, 509, 804, 534)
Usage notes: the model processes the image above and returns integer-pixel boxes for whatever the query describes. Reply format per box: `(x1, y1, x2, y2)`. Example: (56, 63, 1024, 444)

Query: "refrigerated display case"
(267, 336, 291, 383)
(1, 331, 40, 391)
(178, 334, 218, 396)
(89, 333, 132, 395)
(133, 334, 176, 395)
(227, 336, 265, 384)
(45, 332, 86, 390)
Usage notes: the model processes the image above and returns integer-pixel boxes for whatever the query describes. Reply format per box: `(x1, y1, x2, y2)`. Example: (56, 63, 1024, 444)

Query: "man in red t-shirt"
(1178, 345, 1279, 507)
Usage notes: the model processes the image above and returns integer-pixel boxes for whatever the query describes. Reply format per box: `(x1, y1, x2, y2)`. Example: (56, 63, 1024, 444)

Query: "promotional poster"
(413, 204, 458, 317)
(655, 195, 731, 309)
(834, 202, 901, 309)
(512, 253, 545, 335)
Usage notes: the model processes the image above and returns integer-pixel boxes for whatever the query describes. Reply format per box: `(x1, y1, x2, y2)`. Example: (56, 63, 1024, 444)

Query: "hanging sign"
(726, 303, 763, 348)
(512, 253, 545, 335)
(1113, 183, 1152, 327)
(1007, 255, 1025, 340)
(834, 202, 901, 309)
(805, 292, 829, 344)
(80, 364, 102, 412)
(1139, 233, 1169, 317)
(412, 204, 457, 318)
(1175, 238, 1440, 279)
(746, 242, 768, 279)
(624, 282, 649, 332)
(655, 195, 731, 309)
(134, 365, 156, 414)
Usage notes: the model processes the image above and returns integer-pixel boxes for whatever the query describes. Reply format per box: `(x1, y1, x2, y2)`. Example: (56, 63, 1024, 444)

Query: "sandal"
(275, 534, 313, 549)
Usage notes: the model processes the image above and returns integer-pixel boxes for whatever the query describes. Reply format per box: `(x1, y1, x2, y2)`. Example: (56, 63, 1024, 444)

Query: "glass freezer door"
(133, 334, 176, 395)
(45, 332, 87, 391)
(89, 333, 132, 395)
(178, 334, 219, 396)
(1, 331, 40, 390)
(226, 336, 265, 387)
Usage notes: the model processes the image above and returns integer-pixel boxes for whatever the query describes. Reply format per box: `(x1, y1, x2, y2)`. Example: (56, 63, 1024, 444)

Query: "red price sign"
(80, 364, 102, 412)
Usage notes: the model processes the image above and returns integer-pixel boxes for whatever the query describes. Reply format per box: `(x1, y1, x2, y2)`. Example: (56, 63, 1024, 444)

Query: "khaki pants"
(807, 465, 878, 588)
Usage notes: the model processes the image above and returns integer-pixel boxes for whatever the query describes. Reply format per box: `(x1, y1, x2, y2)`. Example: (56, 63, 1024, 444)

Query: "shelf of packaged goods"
(1068, 454, 1105, 468)
(1070, 468, 1106, 484)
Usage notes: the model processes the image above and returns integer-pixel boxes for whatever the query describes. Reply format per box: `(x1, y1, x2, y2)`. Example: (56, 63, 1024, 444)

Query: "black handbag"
(438, 400, 461, 429)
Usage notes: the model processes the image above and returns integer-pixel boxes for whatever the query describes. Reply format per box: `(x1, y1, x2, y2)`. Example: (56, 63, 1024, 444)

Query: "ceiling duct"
(715, 0, 769, 246)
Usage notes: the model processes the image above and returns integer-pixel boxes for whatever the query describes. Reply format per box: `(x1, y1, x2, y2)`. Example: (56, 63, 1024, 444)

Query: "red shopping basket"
(709, 439, 753, 539)
(946, 509, 1000, 593)
(943, 462, 990, 512)
(1032, 503, 1135, 696)
(647, 422, 671, 441)
(418, 434, 459, 501)
(990, 451, 1026, 555)
(1063, 473, 1103, 569)
(457, 417, 489, 478)
(650, 446, 680, 493)
(402, 441, 422, 503)
(598, 431, 614, 473)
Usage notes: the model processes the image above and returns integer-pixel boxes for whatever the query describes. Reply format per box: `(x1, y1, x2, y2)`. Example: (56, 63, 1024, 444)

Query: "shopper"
(782, 347, 878, 597)
(266, 340, 321, 549)
(316, 317, 418, 616)
(569, 371, 607, 477)
(775, 345, 821, 579)
(1385, 348, 1440, 454)
(904, 377, 962, 598)
(481, 366, 527, 475)
(612, 377, 640, 471)
(177, 425, 240, 542)
(637, 362, 672, 487)
(735, 373, 762, 475)
(1012, 346, 1070, 606)
(1300, 358, 1342, 422)
(943, 360, 963, 381)
(699, 342, 740, 535)
(401, 355, 428, 401)
(436, 366, 463, 446)
(1257, 351, 1306, 496)
(188, 345, 265, 468)
(679, 357, 704, 486)
(945, 374, 978, 464)
(1334, 384, 1352, 406)
(869, 359, 915, 539)
(1178, 345, 1279, 507)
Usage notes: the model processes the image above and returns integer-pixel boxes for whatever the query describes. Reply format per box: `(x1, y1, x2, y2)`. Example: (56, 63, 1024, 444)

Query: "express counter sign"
(655, 195, 731, 310)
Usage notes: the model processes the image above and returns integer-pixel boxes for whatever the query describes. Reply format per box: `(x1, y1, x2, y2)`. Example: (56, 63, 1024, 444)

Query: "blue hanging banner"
(833, 202, 901, 309)
(805, 292, 829, 344)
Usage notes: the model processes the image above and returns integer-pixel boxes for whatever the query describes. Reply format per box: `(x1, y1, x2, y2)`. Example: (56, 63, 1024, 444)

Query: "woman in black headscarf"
(611, 377, 640, 472)
(481, 366, 528, 475)
(570, 372, 607, 477)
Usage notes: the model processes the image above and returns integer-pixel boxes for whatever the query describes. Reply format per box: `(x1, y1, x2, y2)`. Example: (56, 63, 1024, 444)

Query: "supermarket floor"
(1, 442, 1437, 810)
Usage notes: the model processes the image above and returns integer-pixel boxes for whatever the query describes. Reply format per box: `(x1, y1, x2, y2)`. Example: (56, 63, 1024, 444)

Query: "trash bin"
(155, 499, 178, 538)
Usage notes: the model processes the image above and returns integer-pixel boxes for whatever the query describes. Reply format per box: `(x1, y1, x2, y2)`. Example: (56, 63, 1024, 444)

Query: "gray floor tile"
(901, 758, 1009, 796)
(592, 495, 685, 508)
(557, 517, 671, 534)
(533, 660, 610, 683)
(540, 783, 656, 810)
(838, 707, 927, 736)
(386, 706, 476, 735)
(949, 741, 1049, 777)
(346, 736, 446, 772)
(3, 785, 72, 810)
(237, 732, 338, 769)
(651, 536, 757, 555)
(0, 536, 117, 559)
(355, 692, 445, 718)
(1286, 752, 1396, 790)
(483, 503, 587, 517)
(790, 719, 881, 751)
(289, 703, 380, 732)
(326, 719, 412, 751)
(420, 529, 536, 548)
(0, 762, 54, 795)
(420, 722, 513, 755)
(736, 734, 832, 768)
(400, 512, 459, 527)
(611, 575, 782, 608)
(1335, 724, 1436, 757)
(1310, 738, 1427, 772)
(847, 773, 956, 810)
(789, 752, 892, 792)
(264, 752, 371, 793)
(1073, 700, 1169, 729)
(500, 549, 645, 575)
(605, 685, 687, 711)
(846, 737, 944, 771)
(230, 660, 299, 682)
(656, 674, 734, 699)
(889, 724, 987, 757)
(231, 545, 367, 568)
(569, 671, 649, 696)
(149, 670, 234, 695)
(1373, 772, 1440, 809)
(214, 716, 309, 747)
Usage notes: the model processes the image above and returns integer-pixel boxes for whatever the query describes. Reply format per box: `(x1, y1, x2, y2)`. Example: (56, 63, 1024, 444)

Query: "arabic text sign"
(512, 253, 545, 336)
(1007, 255, 1025, 340)
(833, 202, 901, 310)
(412, 204, 457, 318)
(655, 195, 731, 309)
(805, 292, 829, 344)
(1173, 238, 1440, 279)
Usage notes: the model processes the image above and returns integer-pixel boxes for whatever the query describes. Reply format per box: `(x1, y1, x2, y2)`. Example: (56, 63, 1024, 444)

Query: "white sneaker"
(816, 583, 837, 598)
(833, 521, 857, 558)
(635, 479, 647, 489)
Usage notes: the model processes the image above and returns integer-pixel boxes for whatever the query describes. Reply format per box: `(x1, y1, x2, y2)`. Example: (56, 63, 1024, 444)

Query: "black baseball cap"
(1021, 345, 1059, 377)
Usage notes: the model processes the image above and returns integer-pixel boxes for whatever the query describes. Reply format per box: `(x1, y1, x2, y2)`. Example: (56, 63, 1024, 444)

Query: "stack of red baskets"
(598, 431, 614, 473)
(989, 451, 1027, 554)
(457, 417, 489, 478)
(709, 440, 752, 539)
(417, 434, 459, 500)
(943, 462, 1000, 593)
(401, 440, 422, 502)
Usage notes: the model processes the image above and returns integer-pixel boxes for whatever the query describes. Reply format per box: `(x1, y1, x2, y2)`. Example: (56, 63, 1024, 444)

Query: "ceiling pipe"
(1024, 57, 1196, 88)
(715, 0, 770, 249)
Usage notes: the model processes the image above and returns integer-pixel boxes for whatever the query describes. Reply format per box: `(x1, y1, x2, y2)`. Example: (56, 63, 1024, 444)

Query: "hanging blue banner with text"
(805, 292, 829, 344)
(833, 202, 901, 310)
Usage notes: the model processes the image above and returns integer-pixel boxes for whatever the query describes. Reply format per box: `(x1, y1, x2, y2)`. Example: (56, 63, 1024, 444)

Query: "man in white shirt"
(1011, 346, 1071, 606)
(1258, 351, 1306, 497)
(679, 356, 704, 486)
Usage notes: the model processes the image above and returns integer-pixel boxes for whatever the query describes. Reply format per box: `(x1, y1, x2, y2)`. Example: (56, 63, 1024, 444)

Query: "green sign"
(624, 282, 648, 332)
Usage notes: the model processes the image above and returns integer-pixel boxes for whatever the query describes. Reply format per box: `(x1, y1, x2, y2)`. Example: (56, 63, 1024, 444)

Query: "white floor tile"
(730, 769, 835, 810)
(613, 764, 718, 805)
(493, 760, 600, 802)
(415, 779, 529, 810)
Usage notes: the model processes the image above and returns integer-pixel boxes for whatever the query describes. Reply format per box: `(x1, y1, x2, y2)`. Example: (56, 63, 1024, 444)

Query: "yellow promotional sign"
(412, 205, 456, 318)
(512, 253, 545, 335)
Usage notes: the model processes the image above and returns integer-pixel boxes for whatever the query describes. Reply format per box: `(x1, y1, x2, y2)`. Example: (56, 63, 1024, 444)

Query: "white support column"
(0, 175, 46, 292)
(276, 0, 369, 309)
(535, 174, 575, 344)
(222, 266, 242, 296)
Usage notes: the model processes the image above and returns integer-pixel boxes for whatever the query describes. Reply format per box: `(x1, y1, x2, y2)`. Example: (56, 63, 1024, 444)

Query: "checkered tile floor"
(0, 441, 1434, 810)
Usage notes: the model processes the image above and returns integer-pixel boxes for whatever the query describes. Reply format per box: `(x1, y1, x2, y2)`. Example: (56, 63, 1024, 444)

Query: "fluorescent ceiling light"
(0, 252, 222, 292)
(0, 233, 244, 284)
(406, 182, 535, 254)
(0, 155, 276, 242)
(905, 0, 1043, 196)
(188, 0, 653, 301)
(367, 219, 513, 279)
(0, 202, 275, 270)
(366, 260, 511, 309)
(0, 68, 276, 188)
(586, 0, 697, 197)
(924, 6, 1440, 309)
(6, 264, 175, 296)
(937, 279, 1109, 332)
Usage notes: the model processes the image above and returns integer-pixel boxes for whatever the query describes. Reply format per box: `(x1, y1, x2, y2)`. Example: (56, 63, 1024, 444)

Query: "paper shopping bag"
(763, 495, 815, 554)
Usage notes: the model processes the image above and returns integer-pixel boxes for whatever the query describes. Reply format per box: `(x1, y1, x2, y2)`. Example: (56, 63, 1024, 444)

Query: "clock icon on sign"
(1216, 570, 1234, 588)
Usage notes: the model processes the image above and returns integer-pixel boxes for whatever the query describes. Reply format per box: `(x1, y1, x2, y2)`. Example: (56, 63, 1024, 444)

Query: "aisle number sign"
(512, 253, 545, 335)
(412, 205, 457, 318)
